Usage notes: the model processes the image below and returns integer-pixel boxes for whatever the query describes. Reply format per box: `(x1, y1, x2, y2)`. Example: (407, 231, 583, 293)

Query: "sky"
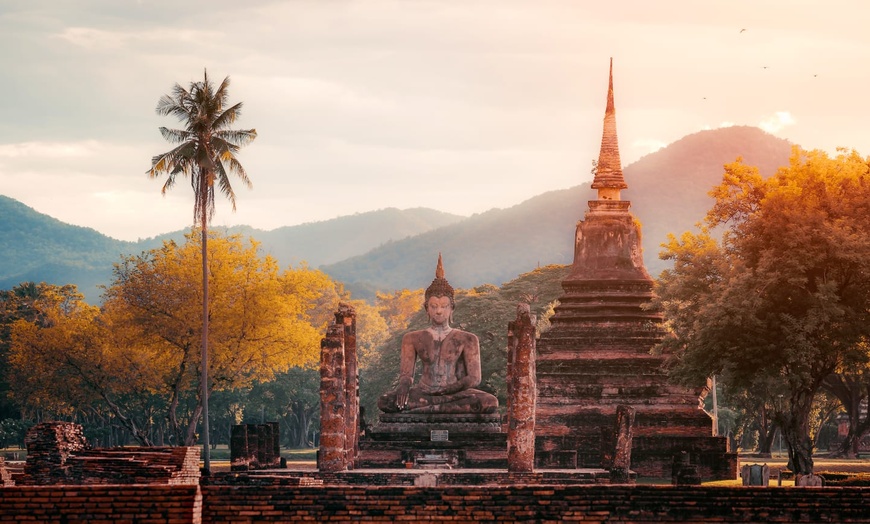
(2, 0, 870, 242)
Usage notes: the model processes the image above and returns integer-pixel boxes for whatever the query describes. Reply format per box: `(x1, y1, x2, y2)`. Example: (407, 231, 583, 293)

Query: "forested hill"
(240, 207, 465, 267)
(0, 195, 133, 301)
(136, 207, 465, 267)
(323, 126, 794, 296)
(0, 203, 464, 303)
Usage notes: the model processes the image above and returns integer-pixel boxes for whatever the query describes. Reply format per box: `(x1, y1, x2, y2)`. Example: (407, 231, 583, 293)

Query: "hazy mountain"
(1, 126, 794, 303)
(0, 195, 133, 302)
(0, 202, 463, 303)
(322, 126, 794, 296)
(135, 208, 465, 267)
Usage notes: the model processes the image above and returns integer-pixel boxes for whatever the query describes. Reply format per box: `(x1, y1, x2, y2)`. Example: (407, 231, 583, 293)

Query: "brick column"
(610, 404, 635, 483)
(507, 303, 537, 473)
(336, 303, 358, 469)
(319, 323, 347, 472)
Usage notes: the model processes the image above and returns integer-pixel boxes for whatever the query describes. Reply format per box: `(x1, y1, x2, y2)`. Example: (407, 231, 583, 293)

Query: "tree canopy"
(8, 232, 335, 446)
(655, 147, 870, 474)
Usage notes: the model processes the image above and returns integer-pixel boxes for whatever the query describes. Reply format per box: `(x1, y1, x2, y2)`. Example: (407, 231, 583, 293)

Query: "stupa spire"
(590, 58, 628, 200)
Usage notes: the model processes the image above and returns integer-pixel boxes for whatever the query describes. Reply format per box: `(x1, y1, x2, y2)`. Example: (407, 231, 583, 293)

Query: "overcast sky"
(2, 0, 869, 241)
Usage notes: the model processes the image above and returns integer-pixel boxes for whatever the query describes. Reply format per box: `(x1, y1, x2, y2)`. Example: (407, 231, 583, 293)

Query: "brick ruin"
(229, 422, 281, 471)
(11, 421, 200, 486)
(0, 457, 13, 487)
(318, 303, 361, 472)
(533, 59, 736, 480)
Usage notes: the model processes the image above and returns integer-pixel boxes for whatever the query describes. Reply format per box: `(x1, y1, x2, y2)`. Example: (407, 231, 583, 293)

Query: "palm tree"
(148, 70, 256, 471)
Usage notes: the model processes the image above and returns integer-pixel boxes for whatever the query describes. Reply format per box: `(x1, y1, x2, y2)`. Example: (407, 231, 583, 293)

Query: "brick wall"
(0, 485, 201, 523)
(201, 485, 870, 523)
(3, 483, 870, 522)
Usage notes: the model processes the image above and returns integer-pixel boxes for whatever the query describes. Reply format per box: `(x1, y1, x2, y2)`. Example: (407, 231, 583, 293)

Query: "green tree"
(655, 148, 870, 474)
(148, 70, 257, 468)
(821, 357, 870, 457)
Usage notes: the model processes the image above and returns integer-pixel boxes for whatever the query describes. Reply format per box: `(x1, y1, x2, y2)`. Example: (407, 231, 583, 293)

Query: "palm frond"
(215, 128, 257, 147)
(215, 162, 238, 211)
(213, 102, 242, 129)
(158, 127, 192, 144)
(224, 157, 252, 189)
(214, 75, 232, 110)
(151, 70, 256, 225)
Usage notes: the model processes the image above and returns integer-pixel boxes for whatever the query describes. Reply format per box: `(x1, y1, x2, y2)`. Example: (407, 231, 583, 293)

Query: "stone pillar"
(319, 323, 348, 472)
(230, 424, 257, 471)
(269, 421, 281, 468)
(610, 404, 635, 483)
(336, 303, 359, 469)
(256, 424, 269, 468)
(507, 303, 537, 473)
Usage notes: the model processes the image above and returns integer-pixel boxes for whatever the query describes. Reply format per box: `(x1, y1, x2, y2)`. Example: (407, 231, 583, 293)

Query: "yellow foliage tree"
(101, 231, 334, 444)
(375, 288, 424, 332)
(8, 288, 102, 418)
(9, 232, 335, 446)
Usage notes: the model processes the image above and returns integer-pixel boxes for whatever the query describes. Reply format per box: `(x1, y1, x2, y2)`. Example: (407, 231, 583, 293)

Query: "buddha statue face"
(425, 295, 453, 326)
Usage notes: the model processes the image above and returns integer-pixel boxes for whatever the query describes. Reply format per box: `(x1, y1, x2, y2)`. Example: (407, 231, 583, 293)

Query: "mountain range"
(0, 126, 794, 302)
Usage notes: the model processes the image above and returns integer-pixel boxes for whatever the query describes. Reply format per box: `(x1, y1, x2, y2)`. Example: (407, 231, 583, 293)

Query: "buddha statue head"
(424, 253, 455, 318)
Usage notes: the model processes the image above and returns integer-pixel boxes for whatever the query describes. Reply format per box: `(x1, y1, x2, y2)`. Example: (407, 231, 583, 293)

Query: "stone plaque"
(430, 430, 449, 442)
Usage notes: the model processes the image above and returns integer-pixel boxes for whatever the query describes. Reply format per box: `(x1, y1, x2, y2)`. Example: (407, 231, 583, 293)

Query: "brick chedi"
(534, 59, 736, 480)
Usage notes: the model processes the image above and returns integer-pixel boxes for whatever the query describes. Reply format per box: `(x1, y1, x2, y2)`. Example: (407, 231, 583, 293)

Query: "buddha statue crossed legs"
(377, 255, 499, 415)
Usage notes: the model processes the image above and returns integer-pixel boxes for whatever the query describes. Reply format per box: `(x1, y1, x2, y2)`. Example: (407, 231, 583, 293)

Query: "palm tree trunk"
(201, 212, 211, 472)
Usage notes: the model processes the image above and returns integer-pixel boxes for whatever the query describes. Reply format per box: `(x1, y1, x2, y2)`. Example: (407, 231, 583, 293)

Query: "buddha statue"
(377, 255, 499, 415)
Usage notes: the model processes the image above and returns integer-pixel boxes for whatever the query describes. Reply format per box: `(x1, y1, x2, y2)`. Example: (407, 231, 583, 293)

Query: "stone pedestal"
(359, 413, 507, 468)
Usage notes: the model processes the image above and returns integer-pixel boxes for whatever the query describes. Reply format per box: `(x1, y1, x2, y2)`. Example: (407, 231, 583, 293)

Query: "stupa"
(533, 60, 736, 479)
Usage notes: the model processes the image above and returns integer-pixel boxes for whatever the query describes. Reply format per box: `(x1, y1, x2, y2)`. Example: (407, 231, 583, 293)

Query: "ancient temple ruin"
(533, 60, 736, 480)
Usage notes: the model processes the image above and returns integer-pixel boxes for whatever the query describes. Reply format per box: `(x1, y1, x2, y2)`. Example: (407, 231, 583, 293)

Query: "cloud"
(758, 112, 796, 134)
(55, 26, 222, 50)
(0, 140, 103, 159)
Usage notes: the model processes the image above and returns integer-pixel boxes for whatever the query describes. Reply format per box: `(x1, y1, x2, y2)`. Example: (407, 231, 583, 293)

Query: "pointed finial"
(591, 57, 628, 199)
(605, 57, 614, 115)
(425, 252, 454, 305)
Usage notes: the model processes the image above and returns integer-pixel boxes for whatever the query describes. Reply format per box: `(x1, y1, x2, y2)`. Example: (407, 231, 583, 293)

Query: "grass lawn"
(9, 443, 870, 483)
(198, 445, 316, 462)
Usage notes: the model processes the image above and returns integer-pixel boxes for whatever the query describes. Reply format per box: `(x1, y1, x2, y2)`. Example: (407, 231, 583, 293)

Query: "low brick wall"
(0, 484, 202, 523)
(201, 484, 870, 523)
(3, 483, 870, 522)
